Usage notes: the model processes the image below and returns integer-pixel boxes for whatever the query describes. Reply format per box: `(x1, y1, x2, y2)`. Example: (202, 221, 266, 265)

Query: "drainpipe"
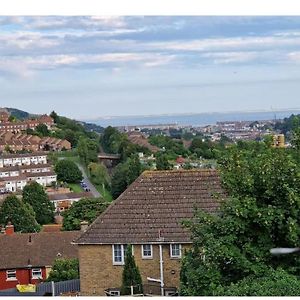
(159, 244, 164, 296)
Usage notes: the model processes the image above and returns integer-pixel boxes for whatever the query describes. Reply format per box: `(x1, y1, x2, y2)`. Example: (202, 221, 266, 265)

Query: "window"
(112, 245, 127, 265)
(142, 244, 153, 259)
(170, 244, 181, 258)
(32, 268, 42, 279)
(6, 269, 17, 280)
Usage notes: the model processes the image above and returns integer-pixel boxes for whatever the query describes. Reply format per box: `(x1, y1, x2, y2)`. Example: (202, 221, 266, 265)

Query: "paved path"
(76, 163, 101, 198)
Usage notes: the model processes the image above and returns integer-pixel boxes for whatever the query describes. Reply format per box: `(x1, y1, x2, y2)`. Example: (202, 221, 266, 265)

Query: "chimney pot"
(80, 221, 89, 232)
(5, 222, 14, 235)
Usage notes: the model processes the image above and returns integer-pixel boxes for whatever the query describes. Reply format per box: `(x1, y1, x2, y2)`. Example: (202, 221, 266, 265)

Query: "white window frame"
(112, 244, 127, 265)
(170, 244, 182, 258)
(31, 268, 43, 279)
(142, 244, 153, 259)
(6, 269, 17, 281)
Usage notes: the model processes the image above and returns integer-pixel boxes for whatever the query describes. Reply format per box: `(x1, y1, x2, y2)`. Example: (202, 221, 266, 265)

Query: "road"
(57, 156, 101, 198)
(76, 163, 101, 198)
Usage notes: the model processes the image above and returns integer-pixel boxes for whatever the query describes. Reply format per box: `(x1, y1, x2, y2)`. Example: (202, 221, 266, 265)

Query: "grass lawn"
(94, 184, 113, 202)
(68, 183, 83, 193)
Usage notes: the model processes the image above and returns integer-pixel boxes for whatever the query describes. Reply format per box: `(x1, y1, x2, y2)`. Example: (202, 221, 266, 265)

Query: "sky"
(1, 16, 300, 120)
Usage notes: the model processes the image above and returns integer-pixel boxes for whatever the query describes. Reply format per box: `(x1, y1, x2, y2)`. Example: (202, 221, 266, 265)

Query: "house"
(0, 153, 56, 192)
(0, 224, 80, 290)
(49, 192, 93, 212)
(127, 131, 160, 153)
(0, 152, 48, 168)
(75, 169, 225, 296)
(0, 114, 54, 133)
(0, 132, 71, 153)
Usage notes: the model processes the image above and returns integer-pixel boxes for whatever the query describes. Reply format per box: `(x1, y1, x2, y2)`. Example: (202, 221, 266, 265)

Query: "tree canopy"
(62, 197, 109, 231)
(111, 155, 142, 199)
(0, 195, 40, 233)
(55, 159, 83, 183)
(46, 258, 79, 282)
(22, 182, 55, 225)
(180, 144, 300, 296)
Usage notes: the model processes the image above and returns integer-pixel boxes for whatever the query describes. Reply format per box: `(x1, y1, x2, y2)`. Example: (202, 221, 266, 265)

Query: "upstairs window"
(170, 244, 181, 258)
(112, 245, 127, 265)
(142, 244, 153, 259)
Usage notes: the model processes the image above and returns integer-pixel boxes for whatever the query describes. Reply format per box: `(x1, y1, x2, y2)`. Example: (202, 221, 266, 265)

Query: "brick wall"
(78, 243, 190, 296)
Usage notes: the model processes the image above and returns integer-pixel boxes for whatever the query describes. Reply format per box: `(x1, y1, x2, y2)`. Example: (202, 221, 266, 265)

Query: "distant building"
(0, 153, 56, 192)
(0, 114, 54, 133)
(0, 132, 71, 153)
(49, 192, 93, 213)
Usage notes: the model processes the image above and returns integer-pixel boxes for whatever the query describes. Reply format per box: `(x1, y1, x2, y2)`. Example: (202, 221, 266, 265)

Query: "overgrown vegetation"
(180, 134, 300, 296)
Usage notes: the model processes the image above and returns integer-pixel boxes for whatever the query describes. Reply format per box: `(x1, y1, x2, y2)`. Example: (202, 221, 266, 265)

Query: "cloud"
(201, 51, 259, 64)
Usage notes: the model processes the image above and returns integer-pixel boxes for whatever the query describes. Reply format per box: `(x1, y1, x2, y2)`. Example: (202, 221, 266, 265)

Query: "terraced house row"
(0, 152, 56, 193)
(0, 132, 71, 153)
(0, 111, 54, 132)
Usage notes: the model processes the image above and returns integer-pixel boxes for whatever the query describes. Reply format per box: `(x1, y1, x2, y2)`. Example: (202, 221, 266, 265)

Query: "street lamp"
(270, 247, 300, 255)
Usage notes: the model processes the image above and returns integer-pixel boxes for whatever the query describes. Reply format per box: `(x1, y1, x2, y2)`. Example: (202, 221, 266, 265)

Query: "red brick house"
(75, 169, 225, 296)
(0, 225, 80, 290)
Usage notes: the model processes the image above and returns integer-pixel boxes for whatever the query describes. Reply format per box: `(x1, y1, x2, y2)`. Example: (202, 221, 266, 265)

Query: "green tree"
(180, 146, 300, 296)
(111, 155, 142, 199)
(88, 162, 110, 188)
(35, 123, 50, 136)
(62, 197, 109, 231)
(22, 182, 55, 225)
(77, 137, 99, 166)
(121, 246, 143, 295)
(155, 153, 172, 170)
(50, 110, 59, 123)
(46, 258, 79, 282)
(55, 159, 83, 183)
(0, 195, 40, 233)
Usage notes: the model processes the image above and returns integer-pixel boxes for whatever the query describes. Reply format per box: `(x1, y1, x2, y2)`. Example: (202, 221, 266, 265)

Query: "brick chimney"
(5, 222, 14, 235)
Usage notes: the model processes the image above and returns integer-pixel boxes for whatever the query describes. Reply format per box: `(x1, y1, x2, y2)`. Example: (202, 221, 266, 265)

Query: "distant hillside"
(5, 107, 105, 133)
(6, 107, 37, 120)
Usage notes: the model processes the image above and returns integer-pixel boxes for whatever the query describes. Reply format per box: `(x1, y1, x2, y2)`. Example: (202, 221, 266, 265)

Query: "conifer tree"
(121, 245, 143, 295)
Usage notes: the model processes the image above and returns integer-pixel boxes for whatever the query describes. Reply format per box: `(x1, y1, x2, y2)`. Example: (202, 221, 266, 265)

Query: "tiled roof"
(76, 169, 225, 245)
(49, 192, 93, 201)
(0, 231, 80, 269)
(0, 152, 48, 159)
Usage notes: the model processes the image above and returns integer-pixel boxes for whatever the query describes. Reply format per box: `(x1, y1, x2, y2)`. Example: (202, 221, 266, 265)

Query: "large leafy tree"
(62, 197, 109, 231)
(111, 155, 142, 199)
(22, 182, 55, 225)
(0, 195, 40, 233)
(121, 246, 143, 295)
(46, 258, 79, 282)
(180, 144, 300, 296)
(55, 159, 83, 183)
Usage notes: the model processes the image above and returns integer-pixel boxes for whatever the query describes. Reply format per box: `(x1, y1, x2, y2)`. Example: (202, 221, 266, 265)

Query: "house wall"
(79, 243, 190, 296)
(0, 267, 46, 290)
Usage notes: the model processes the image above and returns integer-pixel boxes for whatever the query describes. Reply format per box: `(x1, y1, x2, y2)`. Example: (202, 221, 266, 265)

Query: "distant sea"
(86, 110, 300, 127)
